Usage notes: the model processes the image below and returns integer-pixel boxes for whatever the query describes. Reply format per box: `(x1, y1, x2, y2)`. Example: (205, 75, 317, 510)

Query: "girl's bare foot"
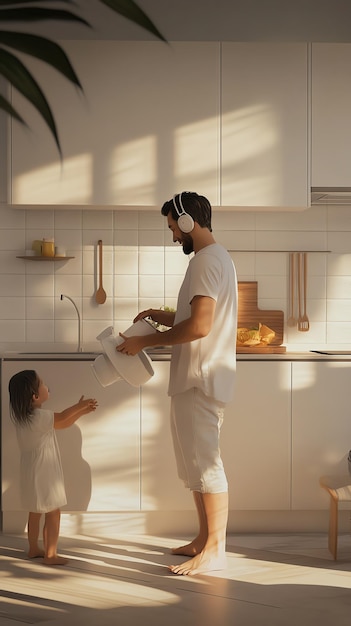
(169, 548, 227, 576)
(43, 555, 69, 566)
(28, 548, 45, 559)
(171, 538, 205, 557)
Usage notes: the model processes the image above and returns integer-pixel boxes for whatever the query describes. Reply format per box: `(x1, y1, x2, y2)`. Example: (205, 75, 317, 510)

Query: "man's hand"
(116, 333, 146, 356)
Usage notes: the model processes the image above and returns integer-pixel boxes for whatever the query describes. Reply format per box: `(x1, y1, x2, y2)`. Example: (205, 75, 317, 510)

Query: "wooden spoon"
(95, 239, 107, 304)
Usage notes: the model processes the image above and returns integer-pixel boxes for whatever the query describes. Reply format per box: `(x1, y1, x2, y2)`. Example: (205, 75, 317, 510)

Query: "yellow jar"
(41, 239, 55, 257)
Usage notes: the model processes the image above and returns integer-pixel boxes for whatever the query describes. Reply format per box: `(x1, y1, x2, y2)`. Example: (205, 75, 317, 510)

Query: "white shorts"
(170, 387, 228, 493)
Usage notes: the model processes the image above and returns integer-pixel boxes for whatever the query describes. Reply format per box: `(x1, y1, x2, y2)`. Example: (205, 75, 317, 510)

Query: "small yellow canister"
(41, 239, 55, 257)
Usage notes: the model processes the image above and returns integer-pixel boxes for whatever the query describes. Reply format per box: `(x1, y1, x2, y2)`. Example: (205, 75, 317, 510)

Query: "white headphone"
(172, 193, 194, 233)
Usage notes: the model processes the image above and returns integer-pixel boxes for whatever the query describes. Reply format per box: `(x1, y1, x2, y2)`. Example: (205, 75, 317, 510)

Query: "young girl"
(8, 369, 98, 566)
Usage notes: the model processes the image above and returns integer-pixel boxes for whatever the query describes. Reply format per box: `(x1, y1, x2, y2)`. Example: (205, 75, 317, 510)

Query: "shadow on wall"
(56, 425, 92, 512)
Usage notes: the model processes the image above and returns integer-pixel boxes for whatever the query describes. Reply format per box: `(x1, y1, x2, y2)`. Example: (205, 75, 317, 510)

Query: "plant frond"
(0, 48, 61, 154)
(0, 1, 73, 5)
(0, 32, 83, 88)
(99, 0, 167, 42)
(0, 7, 90, 27)
(0, 91, 25, 122)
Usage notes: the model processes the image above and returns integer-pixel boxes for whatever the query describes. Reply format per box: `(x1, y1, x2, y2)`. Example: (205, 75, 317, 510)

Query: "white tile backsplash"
(139, 248, 164, 274)
(54, 209, 82, 230)
(0, 297, 25, 319)
(0, 229, 25, 251)
(25, 209, 54, 230)
(26, 319, 54, 342)
(0, 320, 25, 342)
(0, 275, 25, 296)
(327, 299, 351, 321)
(114, 274, 138, 297)
(26, 297, 54, 320)
(0, 205, 351, 350)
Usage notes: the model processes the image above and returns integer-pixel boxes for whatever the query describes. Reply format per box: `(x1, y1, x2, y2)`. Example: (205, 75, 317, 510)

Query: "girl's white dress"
(16, 408, 67, 513)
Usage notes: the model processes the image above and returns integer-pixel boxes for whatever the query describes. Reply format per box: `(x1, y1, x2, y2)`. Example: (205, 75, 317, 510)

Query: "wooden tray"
(237, 281, 284, 349)
(237, 345, 287, 354)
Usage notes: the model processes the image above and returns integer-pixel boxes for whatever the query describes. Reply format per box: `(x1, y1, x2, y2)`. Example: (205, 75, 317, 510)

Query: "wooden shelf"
(16, 256, 74, 261)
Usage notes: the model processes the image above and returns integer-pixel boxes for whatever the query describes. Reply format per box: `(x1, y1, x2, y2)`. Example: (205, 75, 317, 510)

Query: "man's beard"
(182, 234, 194, 255)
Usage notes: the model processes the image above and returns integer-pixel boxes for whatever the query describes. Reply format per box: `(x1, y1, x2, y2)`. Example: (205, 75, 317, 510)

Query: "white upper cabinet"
(312, 44, 351, 188)
(11, 42, 220, 206)
(221, 43, 309, 208)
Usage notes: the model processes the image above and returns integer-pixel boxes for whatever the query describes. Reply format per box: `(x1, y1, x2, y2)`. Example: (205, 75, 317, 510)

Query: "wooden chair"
(320, 475, 351, 559)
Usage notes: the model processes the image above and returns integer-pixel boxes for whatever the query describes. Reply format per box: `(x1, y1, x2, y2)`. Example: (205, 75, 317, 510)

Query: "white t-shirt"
(168, 243, 238, 403)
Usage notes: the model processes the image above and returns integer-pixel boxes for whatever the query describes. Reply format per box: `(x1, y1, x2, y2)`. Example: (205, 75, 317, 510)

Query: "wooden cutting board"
(237, 281, 285, 353)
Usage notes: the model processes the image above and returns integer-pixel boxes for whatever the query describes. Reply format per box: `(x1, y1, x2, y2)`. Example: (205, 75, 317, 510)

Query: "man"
(117, 191, 238, 575)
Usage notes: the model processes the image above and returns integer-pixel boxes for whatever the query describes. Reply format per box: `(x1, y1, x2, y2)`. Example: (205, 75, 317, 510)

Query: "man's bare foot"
(43, 555, 69, 566)
(28, 548, 45, 559)
(171, 539, 204, 557)
(169, 549, 227, 576)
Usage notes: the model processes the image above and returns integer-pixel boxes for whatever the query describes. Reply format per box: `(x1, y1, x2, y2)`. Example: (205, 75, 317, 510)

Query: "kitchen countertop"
(2, 349, 351, 361)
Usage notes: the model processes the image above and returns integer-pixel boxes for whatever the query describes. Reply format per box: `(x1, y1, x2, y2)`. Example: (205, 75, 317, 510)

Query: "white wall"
(0, 203, 351, 352)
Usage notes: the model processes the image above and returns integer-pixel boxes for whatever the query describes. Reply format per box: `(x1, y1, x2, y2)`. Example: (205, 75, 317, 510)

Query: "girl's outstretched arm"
(54, 396, 98, 429)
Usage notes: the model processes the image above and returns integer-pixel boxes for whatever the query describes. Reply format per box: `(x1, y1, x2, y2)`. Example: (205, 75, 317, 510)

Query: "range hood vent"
(311, 187, 351, 205)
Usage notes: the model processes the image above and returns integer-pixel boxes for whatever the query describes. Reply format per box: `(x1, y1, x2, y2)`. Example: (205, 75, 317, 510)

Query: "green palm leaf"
(0, 32, 82, 87)
(0, 0, 73, 5)
(100, 0, 167, 42)
(0, 48, 61, 155)
(0, 6, 89, 26)
(0, 91, 25, 122)
(0, 0, 166, 156)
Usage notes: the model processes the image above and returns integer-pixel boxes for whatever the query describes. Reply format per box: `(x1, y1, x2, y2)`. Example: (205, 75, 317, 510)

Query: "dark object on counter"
(348, 451, 351, 475)
(310, 351, 351, 355)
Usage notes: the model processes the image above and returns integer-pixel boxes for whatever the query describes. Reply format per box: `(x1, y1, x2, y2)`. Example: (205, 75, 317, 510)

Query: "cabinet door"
(140, 361, 191, 510)
(312, 43, 351, 187)
(221, 43, 308, 207)
(292, 361, 351, 509)
(11, 42, 219, 206)
(221, 361, 291, 510)
(1, 360, 140, 513)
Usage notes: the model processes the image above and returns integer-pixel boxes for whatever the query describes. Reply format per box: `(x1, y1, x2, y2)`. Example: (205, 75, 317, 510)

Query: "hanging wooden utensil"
(297, 252, 309, 331)
(287, 252, 297, 327)
(300, 252, 310, 331)
(95, 239, 107, 304)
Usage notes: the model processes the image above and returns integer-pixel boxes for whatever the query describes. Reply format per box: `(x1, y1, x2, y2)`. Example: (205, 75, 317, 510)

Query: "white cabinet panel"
(1, 360, 140, 512)
(312, 44, 351, 187)
(141, 361, 291, 512)
(222, 361, 291, 510)
(221, 43, 308, 207)
(140, 362, 191, 510)
(292, 361, 351, 509)
(12, 42, 219, 206)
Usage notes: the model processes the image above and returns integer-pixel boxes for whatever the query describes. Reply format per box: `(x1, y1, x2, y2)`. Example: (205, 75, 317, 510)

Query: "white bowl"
(91, 354, 121, 387)
(92, 324, 155, 387)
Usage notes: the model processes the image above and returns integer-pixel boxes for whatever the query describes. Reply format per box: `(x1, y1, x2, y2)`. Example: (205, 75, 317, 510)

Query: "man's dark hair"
(161, 192, 212, 232)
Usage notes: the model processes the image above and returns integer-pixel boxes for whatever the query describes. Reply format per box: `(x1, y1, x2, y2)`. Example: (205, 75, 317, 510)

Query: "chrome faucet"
(60, 294, 82, 352)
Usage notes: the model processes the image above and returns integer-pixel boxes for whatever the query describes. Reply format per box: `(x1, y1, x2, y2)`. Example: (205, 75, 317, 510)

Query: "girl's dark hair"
(8, 370, 39, 426)
(161, 191, 212, 231)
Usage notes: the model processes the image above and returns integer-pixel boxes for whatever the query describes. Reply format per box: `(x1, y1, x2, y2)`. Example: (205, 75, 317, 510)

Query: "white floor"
(1, 531, 351, 625)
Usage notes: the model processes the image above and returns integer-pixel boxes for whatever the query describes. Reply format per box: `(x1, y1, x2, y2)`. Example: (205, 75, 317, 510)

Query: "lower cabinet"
(140, 362, 192, 511)
(222, 361, 292, 510)
(140, 361, 292, 512)
(3, 358, 351, 532)
(291, 361, 351, 509)
(1, 360, 141, 515)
